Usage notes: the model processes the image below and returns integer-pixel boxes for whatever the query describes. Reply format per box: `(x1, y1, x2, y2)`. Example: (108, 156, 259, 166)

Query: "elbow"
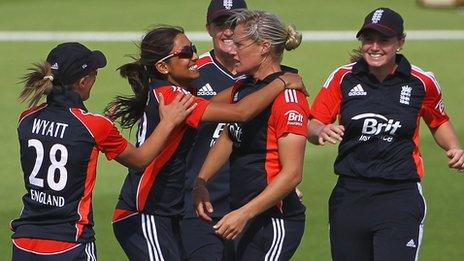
(288, 169, 303, 188)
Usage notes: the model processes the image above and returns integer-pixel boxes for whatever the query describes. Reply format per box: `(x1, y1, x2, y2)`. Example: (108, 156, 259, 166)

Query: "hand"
(159, 92, 197, 126)
(213, 209, 250, 240)
(193, 179, 214, 222)
(446, 148, 464, 172)
(317, 124, 345, 145)
(104, 103, 119, 122)
(278, 73, 308, 96)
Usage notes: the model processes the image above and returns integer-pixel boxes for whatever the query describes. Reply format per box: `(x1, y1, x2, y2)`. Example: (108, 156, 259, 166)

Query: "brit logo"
(223, 0, 233, 9)
(348, 84, 367, 96)
(197, 83, 217, 96)
(351, 113, 402, 142)
(372, 9, 384, 23)
(399, 85, 412, 105)
(285, 110, 304, 126)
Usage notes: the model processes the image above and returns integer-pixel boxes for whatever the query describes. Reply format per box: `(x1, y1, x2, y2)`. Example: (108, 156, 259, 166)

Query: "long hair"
(106, 25, 184, 129)
(18, 62, 54, 108)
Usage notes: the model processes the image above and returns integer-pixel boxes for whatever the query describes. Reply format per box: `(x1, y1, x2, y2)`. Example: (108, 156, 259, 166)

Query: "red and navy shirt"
(11, 90, 128, 243)
(183, 51, 245, 219)
(113, 79, 209, 221)
(228, 68, 310, 220)
(311, 54, 449, 181)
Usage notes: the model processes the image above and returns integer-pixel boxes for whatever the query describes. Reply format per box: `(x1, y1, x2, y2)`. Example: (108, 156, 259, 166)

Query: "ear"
(261, 41, 271, 55)
(398, 37, 405, 50)
(155, 61, 169, 75)
(206, 24, 214, 37)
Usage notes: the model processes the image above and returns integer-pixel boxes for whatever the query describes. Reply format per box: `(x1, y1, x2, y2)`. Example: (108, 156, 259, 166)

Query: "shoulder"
(322, 63, 355, 88)
(18, 103, 47, 125)
(410, 65, 442, 94)
(196, 52, 213, 69)
(69, 108, 114, 138)
(274, 89, 310, 112)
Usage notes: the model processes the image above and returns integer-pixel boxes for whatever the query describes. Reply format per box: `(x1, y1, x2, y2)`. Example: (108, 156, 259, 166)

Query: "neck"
(253, 55, 281, 81)
(369, 61, 398, 83)
(214, 49, 237, 74)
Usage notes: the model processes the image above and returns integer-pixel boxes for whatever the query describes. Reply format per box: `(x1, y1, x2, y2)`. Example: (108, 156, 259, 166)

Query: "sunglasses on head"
(157, 44, 197, 63)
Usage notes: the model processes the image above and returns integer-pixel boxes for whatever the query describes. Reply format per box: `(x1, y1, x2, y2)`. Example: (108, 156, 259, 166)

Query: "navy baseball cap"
(46, 42, 107, 85)
(207, 0, 247, 24)
(356, 8, 404, 38)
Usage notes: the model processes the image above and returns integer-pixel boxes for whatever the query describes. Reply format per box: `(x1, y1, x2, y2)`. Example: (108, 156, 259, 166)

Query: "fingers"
(196, 202, 212, 223)
(205, 202, 214, 214)
(446, 149, 464, 171)
(318, 124, 344, 145)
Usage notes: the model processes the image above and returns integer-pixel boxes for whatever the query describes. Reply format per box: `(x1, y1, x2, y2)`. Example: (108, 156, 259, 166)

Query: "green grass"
(1, 1, 464, 260)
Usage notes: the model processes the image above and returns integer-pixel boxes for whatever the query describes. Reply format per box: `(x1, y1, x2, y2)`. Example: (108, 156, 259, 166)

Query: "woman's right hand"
(278, 73, 308, 96)
(158, 92, 197, 127)
(193, 178, 214, 223)
(317, 123, 345, 145)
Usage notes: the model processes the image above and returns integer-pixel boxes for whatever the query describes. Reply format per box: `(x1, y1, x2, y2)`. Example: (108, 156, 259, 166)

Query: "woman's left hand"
(213, 209, 250, 240)
(446, 148, 464, 172)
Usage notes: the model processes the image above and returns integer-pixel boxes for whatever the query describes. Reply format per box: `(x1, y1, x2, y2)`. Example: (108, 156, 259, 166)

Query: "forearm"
(117, 120, 174, 169)
(196, 131, 233, 185)
(307, 119, 325, 145)
(431, 121, 461, 151)
(210, 87, 232, 103)
(240, 168, 302, 219)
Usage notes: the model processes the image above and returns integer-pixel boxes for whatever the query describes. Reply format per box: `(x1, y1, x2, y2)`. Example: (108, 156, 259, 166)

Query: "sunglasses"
(157, 44, 197, 63)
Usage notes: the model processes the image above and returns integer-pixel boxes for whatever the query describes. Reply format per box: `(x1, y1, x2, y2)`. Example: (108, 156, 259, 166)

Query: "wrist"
(158, 119, 176, 131)
(193, 177, 207, 190)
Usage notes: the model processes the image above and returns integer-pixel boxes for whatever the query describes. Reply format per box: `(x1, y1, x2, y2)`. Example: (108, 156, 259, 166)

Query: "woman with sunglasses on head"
(11, 42, 195, 261)
(108, 25, 304, 261)
(193, 10, 309, 260)
(308, 8, 464, 261)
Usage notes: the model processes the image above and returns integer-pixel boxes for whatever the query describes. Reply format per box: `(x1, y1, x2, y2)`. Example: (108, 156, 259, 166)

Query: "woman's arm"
(209, 87, 233, 103)
(201, 73, 305, 123)
(213, 133, 307, 240)
(429, 121, 464, 172)
(115, 93, 196, 169)
(307, 119, 345, 146)
(193, 129, 234, 222)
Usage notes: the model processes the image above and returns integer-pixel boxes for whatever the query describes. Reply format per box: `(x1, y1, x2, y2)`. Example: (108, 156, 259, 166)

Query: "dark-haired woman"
(308, 8, 464, 261)
(11, 42, 195, 261)
(193, 10, 309, 260)
(108, 25, 304, 261)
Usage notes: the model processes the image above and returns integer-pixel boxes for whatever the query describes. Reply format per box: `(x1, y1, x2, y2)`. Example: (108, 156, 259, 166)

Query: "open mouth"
(188, 64, 198, 71)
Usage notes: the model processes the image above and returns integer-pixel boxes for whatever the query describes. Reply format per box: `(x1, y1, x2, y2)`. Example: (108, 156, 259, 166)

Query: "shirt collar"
(254, 65, 299, 85)
(47, 89, 87, 111)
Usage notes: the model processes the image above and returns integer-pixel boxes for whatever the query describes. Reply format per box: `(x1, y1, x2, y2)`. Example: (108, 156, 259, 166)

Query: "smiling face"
(360, 30, 404, 72)
(208, 15, 235, 56)
(230, 23, 264, 75)
(158, 33, 199, 87)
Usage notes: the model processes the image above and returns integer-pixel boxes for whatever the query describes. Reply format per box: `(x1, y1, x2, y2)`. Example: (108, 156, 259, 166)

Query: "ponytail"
(105, 60, 150, 129)
(105, 25, 184, 129)
(18, 62, 54, 108)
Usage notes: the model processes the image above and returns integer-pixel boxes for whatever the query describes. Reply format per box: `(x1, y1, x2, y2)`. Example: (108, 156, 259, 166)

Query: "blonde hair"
(229, 10, 302, 58)
(18, 62, 54, 108)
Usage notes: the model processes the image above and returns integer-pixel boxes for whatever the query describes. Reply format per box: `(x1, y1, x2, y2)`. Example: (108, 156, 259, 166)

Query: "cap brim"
(88, 50, 107, 70)
(356, 24, 397, 38)
(208, 8, 245, 23)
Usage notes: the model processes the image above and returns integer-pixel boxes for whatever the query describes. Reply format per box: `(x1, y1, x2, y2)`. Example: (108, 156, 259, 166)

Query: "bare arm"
(213, 133, 307, 239)
(429, 121, 464, 172)
(201, 73, 304, 123)
(307, 118, 345, 146)
(115, 93, 196, 169)
(193, 129, 233, 222)
(209, 87, 233, 103)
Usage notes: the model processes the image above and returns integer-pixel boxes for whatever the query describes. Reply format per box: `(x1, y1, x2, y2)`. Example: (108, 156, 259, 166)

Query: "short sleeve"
(272, 89, 310, 139)
(310, 68, 347, 124)
(98, 125, 129, 160)
(154, 86, 210, 129)
(412, 71, 449, 128)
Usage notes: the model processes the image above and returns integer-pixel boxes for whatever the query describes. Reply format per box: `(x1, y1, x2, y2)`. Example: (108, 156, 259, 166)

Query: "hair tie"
(43, 75, 54, 81)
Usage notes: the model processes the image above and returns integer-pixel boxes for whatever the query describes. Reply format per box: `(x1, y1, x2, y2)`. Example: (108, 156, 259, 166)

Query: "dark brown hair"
(106, 25, 184, 129)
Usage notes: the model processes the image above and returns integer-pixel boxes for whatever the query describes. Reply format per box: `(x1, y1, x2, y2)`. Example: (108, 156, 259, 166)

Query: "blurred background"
(1, 0, 463, 260)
